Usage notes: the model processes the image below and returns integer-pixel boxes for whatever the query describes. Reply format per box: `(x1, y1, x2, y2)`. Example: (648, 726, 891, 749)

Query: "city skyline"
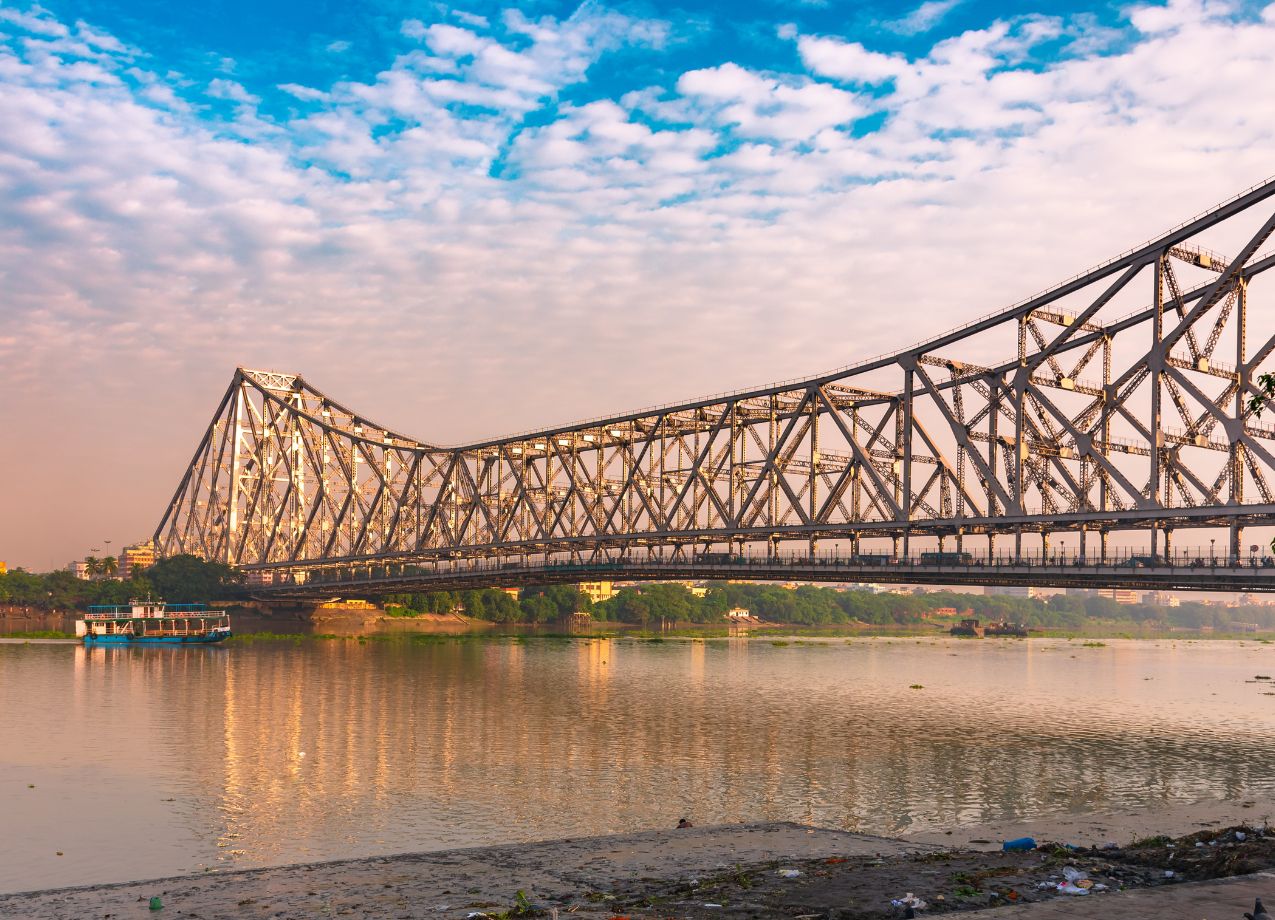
(4, 0, 1275, 568)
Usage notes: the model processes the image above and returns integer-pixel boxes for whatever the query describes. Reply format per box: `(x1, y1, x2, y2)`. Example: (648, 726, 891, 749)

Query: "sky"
(2, 0, 1275, 569)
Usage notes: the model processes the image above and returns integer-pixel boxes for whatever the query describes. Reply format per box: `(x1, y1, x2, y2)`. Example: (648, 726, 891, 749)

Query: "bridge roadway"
(251, 549, 1275, 599)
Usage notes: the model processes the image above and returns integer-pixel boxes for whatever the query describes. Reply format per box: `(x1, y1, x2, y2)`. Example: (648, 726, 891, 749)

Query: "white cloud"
(677, 63, 866, 140)
(797, 36, 910, 84)
(207, 77, 259, 105)
(884, 0, 964, 35)
(278, 82, 327, 102)
(1128, 0, 1237, 34)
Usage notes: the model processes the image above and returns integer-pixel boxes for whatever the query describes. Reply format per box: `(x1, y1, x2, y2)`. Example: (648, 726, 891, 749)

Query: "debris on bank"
(574, 825, 1275, 918)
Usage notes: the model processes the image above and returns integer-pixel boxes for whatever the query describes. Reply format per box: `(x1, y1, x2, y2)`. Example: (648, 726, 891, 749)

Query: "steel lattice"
(154, 179, 1275, 590)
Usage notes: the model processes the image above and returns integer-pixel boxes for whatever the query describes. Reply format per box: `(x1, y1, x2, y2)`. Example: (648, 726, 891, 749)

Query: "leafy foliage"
(0, 554, 242, 608)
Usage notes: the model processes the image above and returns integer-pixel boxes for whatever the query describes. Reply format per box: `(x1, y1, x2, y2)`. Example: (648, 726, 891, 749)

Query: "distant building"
(1147, 591, 1181, 608)
(500, 587, 520, 599)
(1240, 594, 1272, 607)
(1099, 588, 1142, 605)
(725, 607, 752, 620)
(0, 560, 6, 575)
(578, 581, 616, 604)
(1233, 622, 1261, 633)
(67, 561, 90, 579)
(987, 585, 1043, 599)
(1066, 587, 1096, 597)
(119, 541, 156, 580)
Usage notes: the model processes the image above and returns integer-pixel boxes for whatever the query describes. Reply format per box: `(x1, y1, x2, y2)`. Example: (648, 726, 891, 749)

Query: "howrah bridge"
(153, 178, 1275, 599)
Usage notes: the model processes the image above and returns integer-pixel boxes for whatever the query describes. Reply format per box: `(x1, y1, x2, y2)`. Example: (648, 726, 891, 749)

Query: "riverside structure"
(155, 179, 1275, 598)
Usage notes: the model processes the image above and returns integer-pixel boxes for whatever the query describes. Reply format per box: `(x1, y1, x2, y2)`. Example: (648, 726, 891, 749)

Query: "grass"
(0, 630, 77, 639)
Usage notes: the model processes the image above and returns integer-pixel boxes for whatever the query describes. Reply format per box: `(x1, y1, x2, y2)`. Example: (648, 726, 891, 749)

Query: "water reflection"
(2, 637, 1275, 892)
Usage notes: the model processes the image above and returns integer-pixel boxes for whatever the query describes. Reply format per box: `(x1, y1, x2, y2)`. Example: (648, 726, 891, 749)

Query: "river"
(2, 634, 1274, 892)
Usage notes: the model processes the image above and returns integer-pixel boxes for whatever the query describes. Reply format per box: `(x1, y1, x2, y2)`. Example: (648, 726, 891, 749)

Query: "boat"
(76, 599, 232, 645)
(985, 621, 1030, 637)
(950, 618, 985, 637)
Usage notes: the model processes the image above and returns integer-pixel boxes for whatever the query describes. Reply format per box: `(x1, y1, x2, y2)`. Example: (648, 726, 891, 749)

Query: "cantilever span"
(155, 179, 1275, 595)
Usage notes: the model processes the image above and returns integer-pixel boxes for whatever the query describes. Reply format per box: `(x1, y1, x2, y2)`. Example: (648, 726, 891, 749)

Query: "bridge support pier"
(1100, 530, 1109, 563)
(1079, 528, 1087, 561)
(1164, 527, 1173, 562)
(1232, 524, 1245, 563)
(1151, 526, 1159, 560)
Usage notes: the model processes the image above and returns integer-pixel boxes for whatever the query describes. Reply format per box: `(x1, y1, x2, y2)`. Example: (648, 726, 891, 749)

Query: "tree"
(83, 556, 101, 579)
(485, 591, 521, 623)
(1251, 375, 1275, 553)
(145, 555, 242, 603)
(519, 594, 558, 623)
(101, 556, 118, 578)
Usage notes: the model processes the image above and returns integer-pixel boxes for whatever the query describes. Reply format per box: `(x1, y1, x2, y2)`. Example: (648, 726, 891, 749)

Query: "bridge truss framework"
(154, 179, 1275, 595)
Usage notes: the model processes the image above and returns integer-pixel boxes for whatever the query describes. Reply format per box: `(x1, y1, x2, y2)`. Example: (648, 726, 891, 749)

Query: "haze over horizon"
(3, 0, 1275, 569)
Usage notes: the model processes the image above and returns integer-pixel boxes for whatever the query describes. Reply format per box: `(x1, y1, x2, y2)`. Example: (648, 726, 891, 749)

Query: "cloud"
(797, 36, 909, 84)
(884, 0, 964, 35)
(207, 77, 260, 105)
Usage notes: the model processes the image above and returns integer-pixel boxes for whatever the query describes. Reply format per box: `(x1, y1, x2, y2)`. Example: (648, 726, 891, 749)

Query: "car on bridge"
(918, 551, 975, 566)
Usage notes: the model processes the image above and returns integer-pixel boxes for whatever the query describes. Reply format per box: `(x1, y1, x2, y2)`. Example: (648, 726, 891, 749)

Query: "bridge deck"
(253, 553, 1275, 598)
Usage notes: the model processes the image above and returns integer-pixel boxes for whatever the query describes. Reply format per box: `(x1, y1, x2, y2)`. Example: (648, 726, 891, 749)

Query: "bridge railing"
(255, 545, 1275, 589)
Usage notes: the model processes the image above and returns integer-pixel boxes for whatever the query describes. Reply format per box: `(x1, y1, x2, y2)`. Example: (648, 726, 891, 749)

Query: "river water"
(2, 635, 1275, 892)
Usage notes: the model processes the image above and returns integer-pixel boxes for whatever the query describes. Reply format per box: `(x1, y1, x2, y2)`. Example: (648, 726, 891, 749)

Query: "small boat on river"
(985, 621, 1030, 637)
(76, 599, 232, 645)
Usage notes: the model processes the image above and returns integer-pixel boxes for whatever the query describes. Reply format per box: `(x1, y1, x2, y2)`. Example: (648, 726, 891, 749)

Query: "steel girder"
(154, 178, 1275, 581)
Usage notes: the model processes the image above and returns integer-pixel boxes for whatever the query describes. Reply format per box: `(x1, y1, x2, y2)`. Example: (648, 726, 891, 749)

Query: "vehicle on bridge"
(847, 554, 900, 567)
(919, 551, 976, 566)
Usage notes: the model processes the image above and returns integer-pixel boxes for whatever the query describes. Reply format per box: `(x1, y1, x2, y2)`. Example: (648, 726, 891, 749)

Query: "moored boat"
(76, 599, 232, 645)
(985, 621, 1029, 637)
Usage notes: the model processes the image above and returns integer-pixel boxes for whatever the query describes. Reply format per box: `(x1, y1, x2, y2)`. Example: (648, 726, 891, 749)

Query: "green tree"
(145, 555, 243, 603)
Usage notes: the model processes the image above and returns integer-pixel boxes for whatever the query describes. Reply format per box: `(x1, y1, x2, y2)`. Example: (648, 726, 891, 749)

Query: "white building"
(986, 585, 1043, 599)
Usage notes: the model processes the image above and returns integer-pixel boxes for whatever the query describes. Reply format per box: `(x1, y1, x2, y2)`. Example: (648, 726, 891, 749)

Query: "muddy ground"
(4, 823, 1275, 920)
(531, 826, 1275, 919)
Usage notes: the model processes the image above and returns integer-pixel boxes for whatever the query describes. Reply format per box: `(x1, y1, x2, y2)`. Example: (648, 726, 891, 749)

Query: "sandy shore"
(904, 796, 1275, 849)
(0, 823, 934, 919)
(7, 813, 1275, 920)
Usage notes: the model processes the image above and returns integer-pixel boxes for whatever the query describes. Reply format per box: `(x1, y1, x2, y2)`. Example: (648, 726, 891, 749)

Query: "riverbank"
(4, 819, 1275, 919)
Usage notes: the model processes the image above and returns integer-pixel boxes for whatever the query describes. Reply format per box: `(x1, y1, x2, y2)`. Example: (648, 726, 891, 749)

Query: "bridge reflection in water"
(3, 638, 1269, 891)
(153, 178, 1275, 592)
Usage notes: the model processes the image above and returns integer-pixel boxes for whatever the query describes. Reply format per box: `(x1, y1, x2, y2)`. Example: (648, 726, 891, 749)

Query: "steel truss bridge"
(156, 179, 1275, 598)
